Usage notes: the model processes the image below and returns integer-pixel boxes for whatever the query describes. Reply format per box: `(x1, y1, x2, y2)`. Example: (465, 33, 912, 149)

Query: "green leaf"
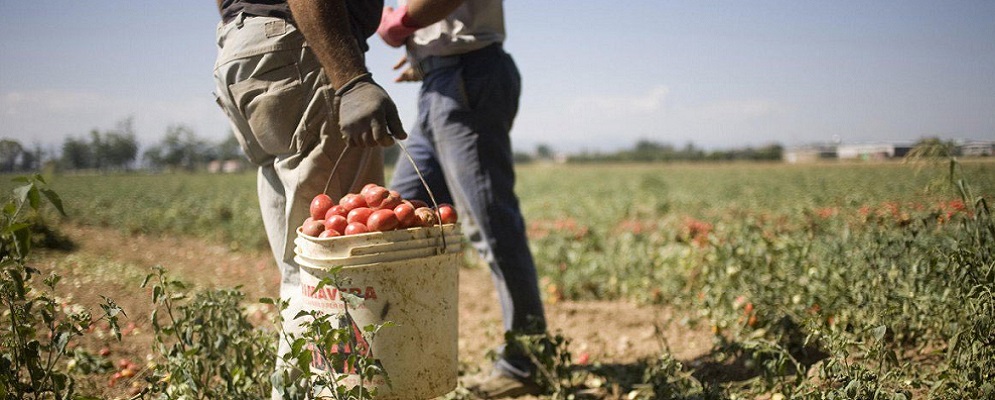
(297, 349, 313, 372)
(13, 184, 32, 207)
(26, 186, 41, 210)
(291, 338, 307, 354)
(40, 189, 66, 216)
(871, 325, 887, 341)
(141, 273, 153, 288)
(341, 292, 364, 308)
(270, 372, 287, 396)
(54, 331, 71, 353)
(3, 222, 30, 235)
(12, 223, 31, 259)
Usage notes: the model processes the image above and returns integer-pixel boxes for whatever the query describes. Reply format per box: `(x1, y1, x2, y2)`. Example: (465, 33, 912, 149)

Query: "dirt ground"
(33, 224, 714, 399)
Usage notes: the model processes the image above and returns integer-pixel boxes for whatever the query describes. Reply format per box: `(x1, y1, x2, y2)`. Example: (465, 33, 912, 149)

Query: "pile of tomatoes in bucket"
(301, 184, 458, 238)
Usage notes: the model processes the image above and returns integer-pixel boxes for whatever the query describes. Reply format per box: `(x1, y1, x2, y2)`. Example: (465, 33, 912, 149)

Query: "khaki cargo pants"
(213, 14, 383, 394)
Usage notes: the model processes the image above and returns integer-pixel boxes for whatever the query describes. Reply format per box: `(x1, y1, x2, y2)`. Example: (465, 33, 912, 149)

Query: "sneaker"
(464, 369, 543, 399)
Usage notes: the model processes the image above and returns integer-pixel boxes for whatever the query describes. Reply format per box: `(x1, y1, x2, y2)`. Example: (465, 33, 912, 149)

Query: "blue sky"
(2, 1, 993, 154)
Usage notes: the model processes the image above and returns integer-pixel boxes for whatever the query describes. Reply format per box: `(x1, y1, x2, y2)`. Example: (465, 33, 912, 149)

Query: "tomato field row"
(8, 159, 995, 398)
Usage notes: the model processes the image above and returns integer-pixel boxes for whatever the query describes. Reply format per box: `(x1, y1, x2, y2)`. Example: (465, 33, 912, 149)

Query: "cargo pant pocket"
(228, 61, 306, 159)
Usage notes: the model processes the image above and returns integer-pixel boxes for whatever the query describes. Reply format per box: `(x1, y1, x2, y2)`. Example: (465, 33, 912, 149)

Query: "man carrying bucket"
(212, 1, 404, 398)
(377, 1, 548, 397)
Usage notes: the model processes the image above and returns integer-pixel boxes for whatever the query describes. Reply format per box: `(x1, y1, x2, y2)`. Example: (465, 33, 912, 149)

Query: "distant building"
(959, 141, 994, 157)
(207, 160, 222, 173)
(784, 139, 992, 163)
(207, 159, 246, 173)
(784, 144, 837, 164)
(837, 143, 913, 161)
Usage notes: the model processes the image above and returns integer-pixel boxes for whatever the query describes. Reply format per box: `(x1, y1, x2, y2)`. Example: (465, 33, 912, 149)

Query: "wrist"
(335, 72, 374, 96)
(399, 8, 425, 29)
(379, 5, 423, 47)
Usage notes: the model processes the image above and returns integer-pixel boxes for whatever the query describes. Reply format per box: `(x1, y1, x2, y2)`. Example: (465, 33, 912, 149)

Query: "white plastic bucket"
(294, 224, 461, 399)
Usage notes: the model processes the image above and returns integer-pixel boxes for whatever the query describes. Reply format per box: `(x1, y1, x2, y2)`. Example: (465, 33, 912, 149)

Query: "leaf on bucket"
(342, 292, 364, 308)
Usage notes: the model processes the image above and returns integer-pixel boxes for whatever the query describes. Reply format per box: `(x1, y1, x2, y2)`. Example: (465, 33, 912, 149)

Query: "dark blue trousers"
(390, 44, 546, 376)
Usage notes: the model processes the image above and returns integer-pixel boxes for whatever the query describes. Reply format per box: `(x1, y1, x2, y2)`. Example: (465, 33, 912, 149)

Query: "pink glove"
(378, 5, 423, 48)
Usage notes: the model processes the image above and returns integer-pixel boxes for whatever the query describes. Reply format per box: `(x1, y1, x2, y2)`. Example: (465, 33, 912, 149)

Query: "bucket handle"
(321, 139, 450, 254)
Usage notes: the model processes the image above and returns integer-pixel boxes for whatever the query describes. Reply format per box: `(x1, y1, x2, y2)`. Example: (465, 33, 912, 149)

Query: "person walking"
(212, 1, 405, 397)
(377, 1, 547, 397)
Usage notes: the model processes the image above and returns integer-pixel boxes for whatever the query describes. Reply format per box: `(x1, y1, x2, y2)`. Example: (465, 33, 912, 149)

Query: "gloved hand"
(335, 73, 408, 147)
(377, 5, 423, 48)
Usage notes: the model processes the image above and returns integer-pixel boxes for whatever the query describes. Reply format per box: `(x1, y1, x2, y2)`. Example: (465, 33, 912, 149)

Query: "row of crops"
(10, 159, 995, 398)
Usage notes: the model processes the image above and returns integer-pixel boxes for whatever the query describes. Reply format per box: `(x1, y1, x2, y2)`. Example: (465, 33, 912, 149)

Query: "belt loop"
(235, 12, 246, 28)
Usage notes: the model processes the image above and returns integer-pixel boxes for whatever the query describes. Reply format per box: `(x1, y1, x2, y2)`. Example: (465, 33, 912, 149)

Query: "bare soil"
(33, 224, 714, 399)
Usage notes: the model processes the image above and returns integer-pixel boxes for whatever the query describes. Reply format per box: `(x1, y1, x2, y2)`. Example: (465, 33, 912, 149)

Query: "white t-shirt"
(403, 0, 505, 61)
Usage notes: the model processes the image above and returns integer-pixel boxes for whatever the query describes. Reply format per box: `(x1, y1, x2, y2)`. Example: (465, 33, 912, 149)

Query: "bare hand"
(393, 55, 423, 83)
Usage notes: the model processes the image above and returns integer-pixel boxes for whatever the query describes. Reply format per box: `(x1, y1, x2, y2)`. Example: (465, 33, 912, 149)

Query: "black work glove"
(334, 73, 408, 147)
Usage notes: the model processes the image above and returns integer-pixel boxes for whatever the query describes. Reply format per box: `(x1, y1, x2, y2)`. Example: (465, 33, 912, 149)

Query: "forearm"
(286, 0, 368, 88)
(405, 0, 464, 27)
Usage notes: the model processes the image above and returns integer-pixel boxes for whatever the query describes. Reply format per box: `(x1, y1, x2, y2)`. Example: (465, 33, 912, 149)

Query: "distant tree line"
(0, 139, 43, 173)
(142, 124, 242, 171)
(60, 118, 140, 171)
(514, 140, 784, 164)
(0, 118, 246, 174)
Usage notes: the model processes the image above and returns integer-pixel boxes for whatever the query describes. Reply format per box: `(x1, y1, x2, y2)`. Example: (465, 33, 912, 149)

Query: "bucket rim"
(296, 223, 459, 242)
(295, 249, 463, 271)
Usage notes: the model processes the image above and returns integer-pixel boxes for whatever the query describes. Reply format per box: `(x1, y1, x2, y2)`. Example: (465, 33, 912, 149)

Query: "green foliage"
(1, 175, 122, 399)
(566, 140, 784, 163)
(272, 275, 392, 400)
(140, 266, 277, 399)
(693, 159, 994, 398)
(3, 160, 993, 399)
(60, 118, 140, 171)
(20, 172, 267, 251)
(139, 268, 389, 400)
(632, 354, 724, 400)
(506, 331, 576, 398)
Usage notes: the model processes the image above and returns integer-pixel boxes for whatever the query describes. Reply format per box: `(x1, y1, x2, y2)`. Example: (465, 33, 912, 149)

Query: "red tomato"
(309, 194, 334, 220)
(324, 215, 348, 234)
(379, 190, 403, 210)
(368, 209, 400, 231)
(318, 229, 341, 238)
(408, 199, 429, 209)
(339, 193, 367, 211)
(393, 203, 416, 228)
(324, 205, 348, 219)
(344, 222, 369, 235)
(437, 204, 458, 224)
(302, 220, 325, 237)
(363, 186, 390, 209)
(347, 207, 374, 224)
(360, 183, 380, 197)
